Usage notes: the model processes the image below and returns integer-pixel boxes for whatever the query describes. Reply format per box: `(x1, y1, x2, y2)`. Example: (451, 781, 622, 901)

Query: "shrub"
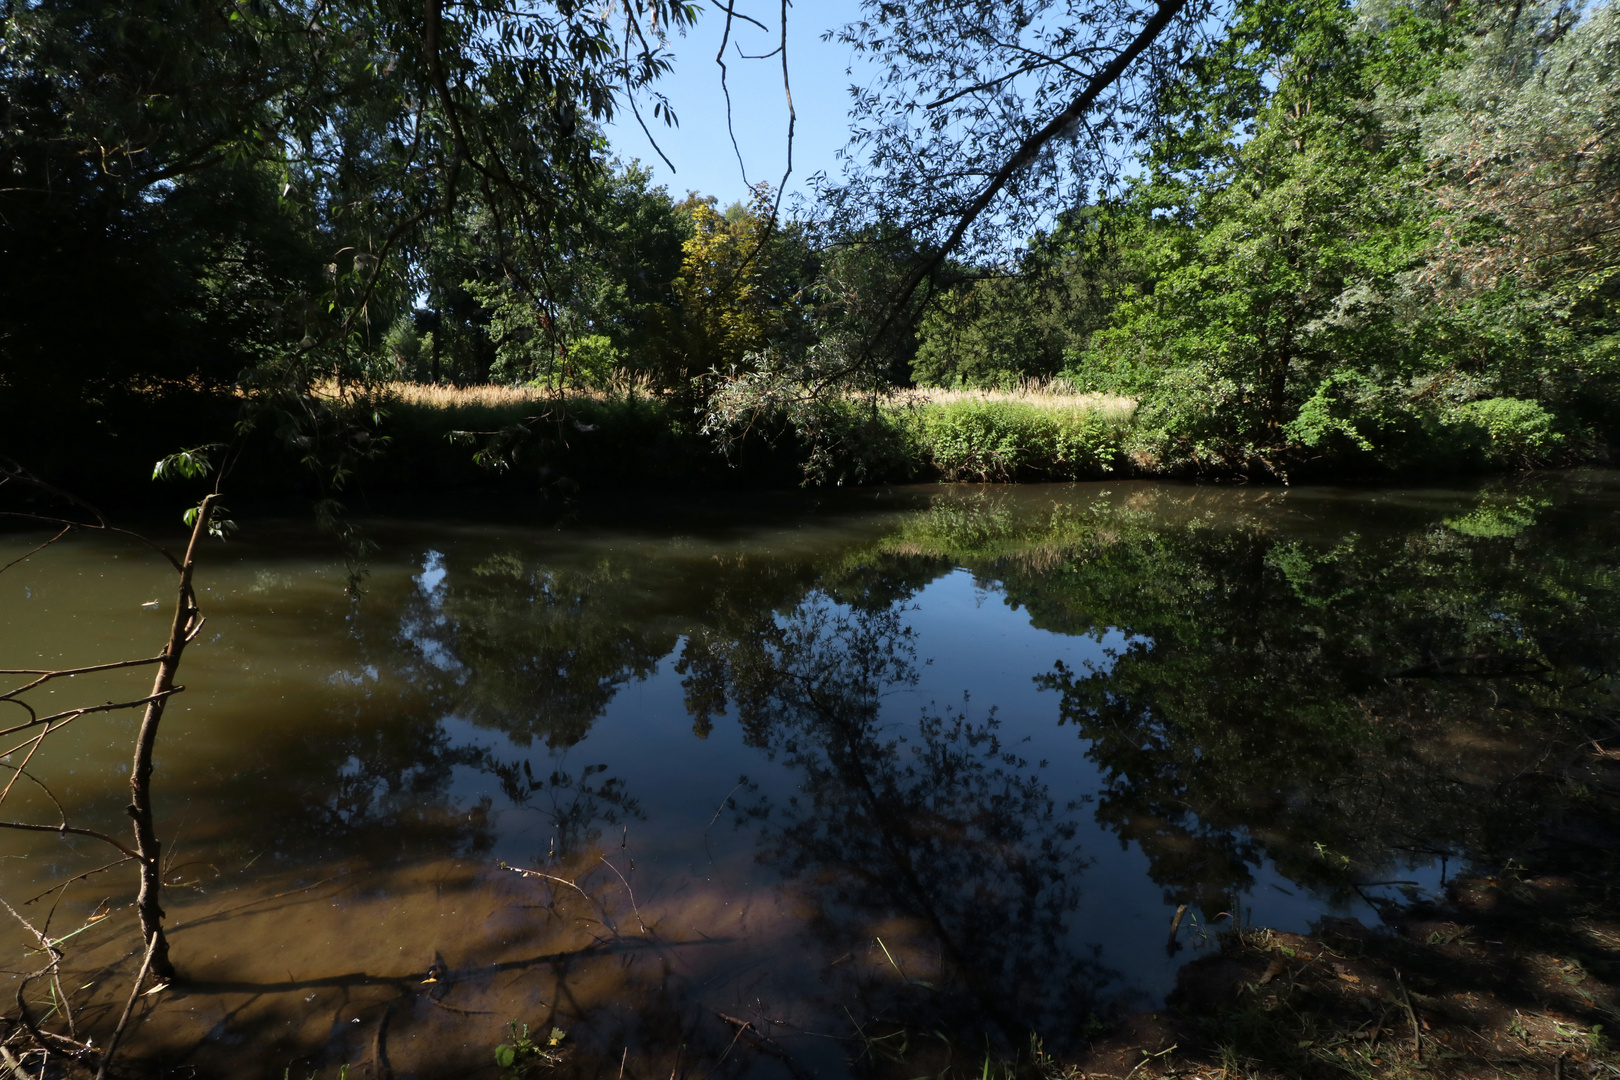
(1449, 397, 1564, 467)
(911, 399, 1123, 481)
(559, 334, 620, 389)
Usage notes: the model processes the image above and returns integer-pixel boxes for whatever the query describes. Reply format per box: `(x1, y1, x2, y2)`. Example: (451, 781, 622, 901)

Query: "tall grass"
(896, 383, 1136, 421)
(373, 379, 1138, 486)
(886, 388, 1135, 481)
(368, 378, 803, 490)
(381, 371, 662, 410)
(384, 382, 557, 410)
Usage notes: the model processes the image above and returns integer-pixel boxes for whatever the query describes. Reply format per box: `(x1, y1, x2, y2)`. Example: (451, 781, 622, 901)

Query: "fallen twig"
(1395, 970, 1421, 1061)
(95, 931, 161, 1080)
(600, 854, 648, 934)
(1, 898, 86, 1058)
(1124, 1042, 1179, 1079)
(500, 862, 591, 899)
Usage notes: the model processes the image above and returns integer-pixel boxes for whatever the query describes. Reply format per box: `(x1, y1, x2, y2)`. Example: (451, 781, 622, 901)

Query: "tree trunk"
(128, 494, 214, 982)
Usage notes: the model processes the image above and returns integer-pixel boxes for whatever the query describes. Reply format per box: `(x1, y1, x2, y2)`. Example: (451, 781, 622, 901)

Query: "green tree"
(1, 0, 697, 478)
(913, 278, 1071, 388)
(454, 159, 692, 388)
(911, 212, 1128, 389)
(645, 185, 815, 393)
(1424, 0, 1620, 293)
(1071, 0, 1460, 472)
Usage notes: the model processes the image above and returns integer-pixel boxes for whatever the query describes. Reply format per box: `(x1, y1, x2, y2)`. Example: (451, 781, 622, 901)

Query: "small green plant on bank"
(495, 1022, 566, 1078)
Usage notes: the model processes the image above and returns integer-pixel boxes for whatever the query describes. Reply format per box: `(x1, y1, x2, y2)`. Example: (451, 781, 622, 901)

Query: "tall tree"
(0, 0, 698, 467)
(703, 0, 1215, 455)
(1069, 0, 1484, 473)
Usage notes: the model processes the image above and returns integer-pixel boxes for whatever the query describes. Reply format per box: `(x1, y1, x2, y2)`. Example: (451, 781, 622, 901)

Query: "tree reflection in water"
(329, 479, 1618, 1064)
(126, 476, 1617, 1077)
(681, 596, 1116, 1053)
(884, 482, 1620, 934)
(401, 549, 677, 749)
(349, 479, 1619, 1063)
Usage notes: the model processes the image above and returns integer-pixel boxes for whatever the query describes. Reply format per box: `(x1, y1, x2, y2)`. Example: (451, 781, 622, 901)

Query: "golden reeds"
(378, 373, 660, 408)
(382, 382, 558, 408)
(378, 378, 1135, 418)
(892, 383, 1136, 419)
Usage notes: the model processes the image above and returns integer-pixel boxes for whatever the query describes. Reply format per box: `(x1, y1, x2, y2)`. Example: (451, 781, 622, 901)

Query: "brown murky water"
(2, 474, 1616, 1078)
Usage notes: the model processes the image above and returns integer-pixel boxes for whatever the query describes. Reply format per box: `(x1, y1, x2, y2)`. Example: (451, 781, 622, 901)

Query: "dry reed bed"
(895, 385, 1136, 419)
(383, 382, 576, 408)
(380, 380, 1136, 418)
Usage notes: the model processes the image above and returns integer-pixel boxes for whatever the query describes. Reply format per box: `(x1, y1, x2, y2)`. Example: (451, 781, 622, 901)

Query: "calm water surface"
(2, 474, 1616, 1077)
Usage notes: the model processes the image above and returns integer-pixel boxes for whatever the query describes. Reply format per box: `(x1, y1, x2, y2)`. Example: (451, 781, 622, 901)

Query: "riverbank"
(374, 380, 1140, 488)
(372, 378, 1588, 493)
(1073, 861, 1620, 1079)
(767, 730, 1620, 1080)
(2, 380, 1599, 518)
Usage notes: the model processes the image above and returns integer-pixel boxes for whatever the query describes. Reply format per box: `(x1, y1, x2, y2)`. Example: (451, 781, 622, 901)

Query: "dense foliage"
(927, 0, 1620, 476)
(2, 0, 1615, 490)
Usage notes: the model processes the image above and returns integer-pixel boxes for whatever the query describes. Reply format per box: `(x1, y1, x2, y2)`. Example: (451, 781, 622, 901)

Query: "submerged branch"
(0, 821, 142, 862)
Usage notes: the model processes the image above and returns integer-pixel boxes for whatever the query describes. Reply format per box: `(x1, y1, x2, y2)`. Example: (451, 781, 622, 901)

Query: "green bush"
(559, 335, 620, 389)
(909, 400, 1124, 481)
(1448, 397, 1565, 467)
(795, 398, 922, 487)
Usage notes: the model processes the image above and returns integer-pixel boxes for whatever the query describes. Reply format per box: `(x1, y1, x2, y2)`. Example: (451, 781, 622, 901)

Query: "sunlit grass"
(384, 381, 553, 408)
(379, 378, 1135, 419)
(377, 372, 660, 410)
(893, 382, 1137, 420)
(373, 377, 1137, 483)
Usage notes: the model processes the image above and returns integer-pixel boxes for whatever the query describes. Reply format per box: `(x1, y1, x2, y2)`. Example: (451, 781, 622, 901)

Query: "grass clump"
(903, 394, 1133, 481)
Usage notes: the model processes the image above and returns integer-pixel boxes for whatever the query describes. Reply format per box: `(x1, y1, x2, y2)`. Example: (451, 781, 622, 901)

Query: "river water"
(1, 473, 1616, 1078)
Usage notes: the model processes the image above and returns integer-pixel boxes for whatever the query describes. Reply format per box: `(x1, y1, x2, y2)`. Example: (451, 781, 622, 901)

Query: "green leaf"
(153, 446, 221, 482)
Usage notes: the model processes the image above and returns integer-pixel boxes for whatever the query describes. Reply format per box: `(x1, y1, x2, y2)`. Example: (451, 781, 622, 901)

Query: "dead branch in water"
(0, 458, 224, 1068)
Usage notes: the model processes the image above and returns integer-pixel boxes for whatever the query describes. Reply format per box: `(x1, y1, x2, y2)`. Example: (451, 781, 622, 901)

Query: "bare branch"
(0, 690, 183, 751)
(0, 513, 183, 574)
(0, 822, 142, 862)
(20, 857, 132, 908)
(0, 726, 53, 807)
(2, 655, 168, 699)
(847, 0, 1190, 384)
(95, 932, 161, 1080)
(0, 527, 71, 577)
(716, 0, 752, 186)
(0, 763, 68, 825)
(708, 0, 767, 31)
(776, 0, 795, 220)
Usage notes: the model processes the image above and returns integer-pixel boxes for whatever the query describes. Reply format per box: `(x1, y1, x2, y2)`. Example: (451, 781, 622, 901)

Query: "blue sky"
(602, 1, 872, 208)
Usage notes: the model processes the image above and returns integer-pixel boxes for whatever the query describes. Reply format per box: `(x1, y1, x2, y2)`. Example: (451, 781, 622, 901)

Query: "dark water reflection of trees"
(236, 476, 1618, 1059)
(964, 482, 1620, 925)
(679, 598, 1113, 1049)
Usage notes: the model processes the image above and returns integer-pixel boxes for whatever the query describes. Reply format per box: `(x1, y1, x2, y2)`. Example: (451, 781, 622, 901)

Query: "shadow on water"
(0, 473, 1616, 1076)
(682, 595, 1114, 1055)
